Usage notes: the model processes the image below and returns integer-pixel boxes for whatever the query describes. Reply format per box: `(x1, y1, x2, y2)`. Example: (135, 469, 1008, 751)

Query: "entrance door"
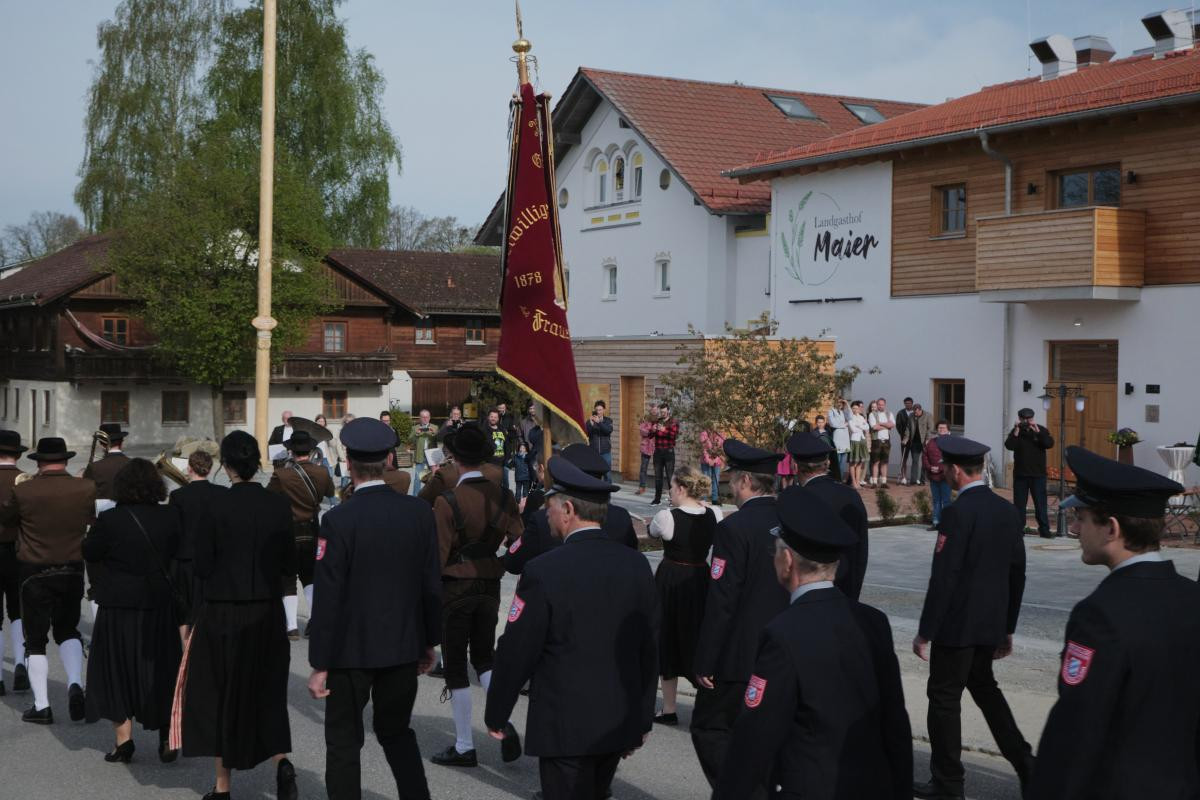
(619, 376, 646, 479)
(1046, 341, 1119, 475)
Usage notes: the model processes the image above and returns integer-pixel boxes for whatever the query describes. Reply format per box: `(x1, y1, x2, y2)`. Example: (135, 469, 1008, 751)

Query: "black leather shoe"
(12, 663, 29, 692)
(22, 705, 54, 724)
(276, 757, 298, 800)
(0, 680, 5, 696)
(201, 791, 231, 800)
(104, 739, 135, 763)
(500, 722, 522, 763)
(428, 662, 444, 678)
(303, 622, 311, 639)
(68, 683, 85, 721)
(287, 628, 300, 641)
(653, 711, 679, 726)
(158, 730, 178, 763)
(431, 745, 477, 767)
(913, 779, 965, 799)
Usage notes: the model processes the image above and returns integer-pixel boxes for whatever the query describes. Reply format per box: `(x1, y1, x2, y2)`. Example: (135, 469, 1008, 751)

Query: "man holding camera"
(1005, 408, 1055, 539)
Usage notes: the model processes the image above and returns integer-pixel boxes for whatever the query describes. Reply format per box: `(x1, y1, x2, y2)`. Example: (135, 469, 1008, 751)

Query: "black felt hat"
(560, 443, 609, 478)
(723, 439, 783, 475)
(1017, 408, 1035, 420)
(1060, 446, 1183, 518)
(773, 485, 856, 563)
(339, 418, 398, 462)
(544, 456, 619, 505)
(936, 435, 990, 466)
(444, 422, 494, 464)
(0, 429, 27, 455)
(99, 422, 128, 442)
(283, 430, 316, 454)
(27, 437, 75, 462)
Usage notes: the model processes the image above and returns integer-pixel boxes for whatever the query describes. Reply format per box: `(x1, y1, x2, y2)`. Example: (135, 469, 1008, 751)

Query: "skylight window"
(766, 94, 820, 120)
(844, 102, 886, 124)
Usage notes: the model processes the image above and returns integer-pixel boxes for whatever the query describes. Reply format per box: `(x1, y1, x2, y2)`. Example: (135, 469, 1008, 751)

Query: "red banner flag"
(497, 81, 586, 438)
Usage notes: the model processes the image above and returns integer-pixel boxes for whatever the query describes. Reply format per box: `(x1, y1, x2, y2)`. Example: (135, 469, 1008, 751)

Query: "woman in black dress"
(648, 465, 722, 725)
(170, 431, 298, 800)
(83, 457, 183, 763)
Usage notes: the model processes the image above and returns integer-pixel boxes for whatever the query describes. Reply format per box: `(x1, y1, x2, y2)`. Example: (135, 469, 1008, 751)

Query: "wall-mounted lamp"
(1126, 170, 1138, 184)
(1039, 392, 1053, 411)
(1072, 317, 1083, 327)
(1124, 382, 1135, 395)
(1026, 182, 1038, 195)
(1074, 396, 1086, 413)
(1022, 380, 1032, 392)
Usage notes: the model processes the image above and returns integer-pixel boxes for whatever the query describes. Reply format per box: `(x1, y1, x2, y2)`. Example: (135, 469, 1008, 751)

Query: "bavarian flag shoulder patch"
(1061, 640, 1095, 686)
(508, 594, 526, 623)
(711, 557, 727, 580)
(744, 674, 767, 708)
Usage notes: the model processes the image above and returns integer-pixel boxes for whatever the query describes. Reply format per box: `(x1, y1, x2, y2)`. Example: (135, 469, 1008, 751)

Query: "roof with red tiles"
(731, 47, 1200, 178)
(325, 249, 500, 317)
(0, 233, 111, 307)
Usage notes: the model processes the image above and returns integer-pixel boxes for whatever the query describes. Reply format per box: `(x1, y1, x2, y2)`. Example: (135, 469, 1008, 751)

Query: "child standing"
(513, 442, 532, 501)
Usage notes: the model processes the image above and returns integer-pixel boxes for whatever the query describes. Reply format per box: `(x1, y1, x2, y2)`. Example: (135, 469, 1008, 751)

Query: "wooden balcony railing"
(61, 352, 395, 385)
(975, 206, 1144, 301)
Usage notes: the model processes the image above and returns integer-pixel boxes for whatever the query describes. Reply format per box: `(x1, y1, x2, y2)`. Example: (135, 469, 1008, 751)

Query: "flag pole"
(252, 0, 278, 463)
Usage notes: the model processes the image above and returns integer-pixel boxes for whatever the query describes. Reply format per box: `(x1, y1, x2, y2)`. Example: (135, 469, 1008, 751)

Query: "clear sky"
(0, 0, 1165, 233)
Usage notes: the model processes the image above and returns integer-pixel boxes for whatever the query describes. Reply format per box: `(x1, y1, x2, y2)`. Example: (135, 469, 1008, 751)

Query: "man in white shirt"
(869, 398, 896, 488)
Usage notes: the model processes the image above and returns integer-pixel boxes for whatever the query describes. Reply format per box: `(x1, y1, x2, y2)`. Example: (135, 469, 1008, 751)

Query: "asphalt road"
(5, 515, 1199, 799)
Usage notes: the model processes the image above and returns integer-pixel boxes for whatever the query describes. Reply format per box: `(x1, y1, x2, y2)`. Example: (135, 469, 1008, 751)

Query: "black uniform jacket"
(1030, 559, 1200, 800)
(800, 475, 869, 599)
(168, 480, 226, 561)
(194, 482, 295, 602)
(502, 503, 637, 575)
(0, 464, 23, 545)
(485, 528, 659, 758)
(693, 495, 789, 682)
(715, 587, 912, 800)
(309, 484, 442, 671)
(918, 485, 1026, 648)
(83, 451, 129, 500)
(83, 503, 180, 609)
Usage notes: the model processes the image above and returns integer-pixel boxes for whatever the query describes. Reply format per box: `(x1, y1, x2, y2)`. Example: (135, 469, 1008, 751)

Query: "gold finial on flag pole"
(513, 0, 531, 85)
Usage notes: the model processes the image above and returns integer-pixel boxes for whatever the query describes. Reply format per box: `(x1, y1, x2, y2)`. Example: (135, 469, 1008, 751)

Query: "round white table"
(1157, 446, 1196, 507)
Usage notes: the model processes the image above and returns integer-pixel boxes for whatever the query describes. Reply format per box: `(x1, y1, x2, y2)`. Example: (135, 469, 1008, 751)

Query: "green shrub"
(388, 404, 414, 446)
(913, 489, 932, 524)
(876, 487, 899, 524)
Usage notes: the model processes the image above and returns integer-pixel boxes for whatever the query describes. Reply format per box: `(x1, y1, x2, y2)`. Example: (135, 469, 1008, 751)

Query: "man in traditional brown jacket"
(81, 422, 129, 501)
(428, 423, 524, 769)
(0, 429, 29, 695)
(267, 430, 334, 639)
(0, 437, 95, 724)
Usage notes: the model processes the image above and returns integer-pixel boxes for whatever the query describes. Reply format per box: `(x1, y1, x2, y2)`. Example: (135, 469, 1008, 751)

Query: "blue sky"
(0, 0, 1166, 232)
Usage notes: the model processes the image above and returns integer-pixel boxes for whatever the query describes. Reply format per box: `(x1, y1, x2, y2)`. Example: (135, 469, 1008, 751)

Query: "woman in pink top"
(776, 450, 795, 491)
(699, 430, 724, 504)
(636, 408, 658, 495)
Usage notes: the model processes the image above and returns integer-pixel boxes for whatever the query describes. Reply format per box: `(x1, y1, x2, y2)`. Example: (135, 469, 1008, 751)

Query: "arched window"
(632, 152, 644, 200)
(602, 260, 617, 299)
(596, 159, 608, 205)
(612, 156, 626, 202)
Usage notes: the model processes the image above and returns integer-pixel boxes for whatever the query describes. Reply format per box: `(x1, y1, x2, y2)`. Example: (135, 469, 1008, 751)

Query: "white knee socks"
(302, 584, 314, 620)
(28, 654, 49, 710)
(282, 595, 299, 631)
(0, 625, 6, 674)
(10, 619, 24, 669)
(479, 669, 492, 693)
(90, 601, 99, 621)
(59, 638, 83, 687)
(451, 688, 474, 753)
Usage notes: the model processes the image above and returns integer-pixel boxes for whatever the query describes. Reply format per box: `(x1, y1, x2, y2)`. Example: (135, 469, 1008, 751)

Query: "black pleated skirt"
(168, 559, 203, 626)
(85, 603, 182, 730)
(178, 598, 291, 770)
(654, 559, 709, 683)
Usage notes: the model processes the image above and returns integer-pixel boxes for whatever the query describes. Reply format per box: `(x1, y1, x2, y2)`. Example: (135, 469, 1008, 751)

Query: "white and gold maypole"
(252, 0, 278, 460)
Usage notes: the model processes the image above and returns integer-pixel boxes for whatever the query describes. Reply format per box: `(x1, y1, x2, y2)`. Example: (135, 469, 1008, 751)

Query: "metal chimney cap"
(1073, 34, 1116, 53)
(1030, 34, 1077, 65)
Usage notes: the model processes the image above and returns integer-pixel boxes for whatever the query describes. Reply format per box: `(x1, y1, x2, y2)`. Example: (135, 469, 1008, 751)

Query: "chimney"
(1030, 34, 1077, 80)
(1074, 35, 1116, 66)
(1141, 9, 1194, 57)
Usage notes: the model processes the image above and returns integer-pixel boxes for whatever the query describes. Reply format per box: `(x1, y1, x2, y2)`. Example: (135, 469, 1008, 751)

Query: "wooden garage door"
(1046, 341, 1118, 473)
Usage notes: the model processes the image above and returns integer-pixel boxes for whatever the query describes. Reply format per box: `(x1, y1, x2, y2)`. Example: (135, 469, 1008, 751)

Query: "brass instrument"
(155, 451, 189, 491)
(14, 471, 33, 485)
(84, 428, 111, 472)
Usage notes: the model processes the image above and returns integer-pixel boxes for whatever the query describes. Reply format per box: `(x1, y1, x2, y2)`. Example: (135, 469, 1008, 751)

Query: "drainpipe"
(979, 130, 1014, 488)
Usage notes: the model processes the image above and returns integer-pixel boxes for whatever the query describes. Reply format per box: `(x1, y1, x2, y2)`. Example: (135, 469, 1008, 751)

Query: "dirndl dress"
(654, 507, 717, 684)
(85, 602, 182, 730)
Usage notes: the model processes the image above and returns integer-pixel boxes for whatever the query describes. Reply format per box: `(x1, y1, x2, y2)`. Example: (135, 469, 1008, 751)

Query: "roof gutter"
(725, 90, 1200, 179)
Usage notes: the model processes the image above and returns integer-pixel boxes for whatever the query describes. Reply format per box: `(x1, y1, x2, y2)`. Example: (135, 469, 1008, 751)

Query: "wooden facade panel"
(892, 108, 1200, 295)
(301, 310, 390, 354)
(389, 316, 500, 372)
(323, 264, 388, 306)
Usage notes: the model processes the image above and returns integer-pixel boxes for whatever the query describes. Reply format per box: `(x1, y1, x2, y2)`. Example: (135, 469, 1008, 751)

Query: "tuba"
(87, 428, 110, 466)
(155, 451, 189, 492)
(14, 471, 34, 486)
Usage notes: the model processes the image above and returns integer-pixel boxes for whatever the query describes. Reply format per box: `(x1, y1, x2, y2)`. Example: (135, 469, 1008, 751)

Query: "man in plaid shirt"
(651, 402, 679, 506)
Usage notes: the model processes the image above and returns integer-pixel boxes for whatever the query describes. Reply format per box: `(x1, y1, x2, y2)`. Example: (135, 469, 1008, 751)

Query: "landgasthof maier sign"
(771, 161, 892, 301)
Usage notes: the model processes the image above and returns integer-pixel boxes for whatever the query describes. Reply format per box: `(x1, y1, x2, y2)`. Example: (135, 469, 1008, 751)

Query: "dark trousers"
(1012, 475, 1050, 535)
(18, 563, 84, 656)
(906, 442, 925, 483)
(325, 663, 430, 800)
(652, 449, 675, 503)
(692, 680, 766, 798)
(0, 548, 20, 625)
(441, 579, 500, 690)
(638, 454, 651, 488)
(539, 753, 621, 800)
(926, 644, 1032, 790)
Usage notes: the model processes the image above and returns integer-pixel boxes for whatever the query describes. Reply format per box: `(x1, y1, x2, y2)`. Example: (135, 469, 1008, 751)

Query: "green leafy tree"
(108, 125, 336, 436)
(76, 0, 228, 231)
(205, 0, 401, 246)
(662, 313, 860, 452)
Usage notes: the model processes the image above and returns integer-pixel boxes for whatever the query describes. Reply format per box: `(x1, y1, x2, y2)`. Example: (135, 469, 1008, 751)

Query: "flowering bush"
(1107, 428, 1140, 447)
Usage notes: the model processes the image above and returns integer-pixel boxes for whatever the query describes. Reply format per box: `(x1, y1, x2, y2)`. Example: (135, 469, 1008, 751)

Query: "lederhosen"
(439, 484, 512, 691)
(19, 561, 85, 655)
(285, 463, 322, 595)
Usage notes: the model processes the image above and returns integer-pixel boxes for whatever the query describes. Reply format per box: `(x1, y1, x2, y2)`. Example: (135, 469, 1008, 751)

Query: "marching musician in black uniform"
(266, 429, 334, 639)
(503, 442, 637, 574)
(307, 418, 443, 800)
(787, 432, 870, 599)
(167, 449, 225, 636)
(429, 423, 524, 768)
(1030, 446, 1196, 800)
(913, 435, 1034, 800)
(0, 437, 95, 724)
(0, 430, 29, 695)
(485, 457, 658, 800)
(715, 486, 912, 799)
(691, 439, 789, 793)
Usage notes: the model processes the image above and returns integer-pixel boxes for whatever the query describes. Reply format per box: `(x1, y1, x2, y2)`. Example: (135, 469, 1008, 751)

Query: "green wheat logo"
(779, 190, 811, 282)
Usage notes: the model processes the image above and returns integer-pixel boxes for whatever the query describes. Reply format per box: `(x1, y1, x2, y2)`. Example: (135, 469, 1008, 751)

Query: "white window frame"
(631, 152, 644, 200)
(654, 258, 671, 298)
(415, 318, 436, 345)
(596, 158, 608, 205)
(602, 261, 618, 301)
